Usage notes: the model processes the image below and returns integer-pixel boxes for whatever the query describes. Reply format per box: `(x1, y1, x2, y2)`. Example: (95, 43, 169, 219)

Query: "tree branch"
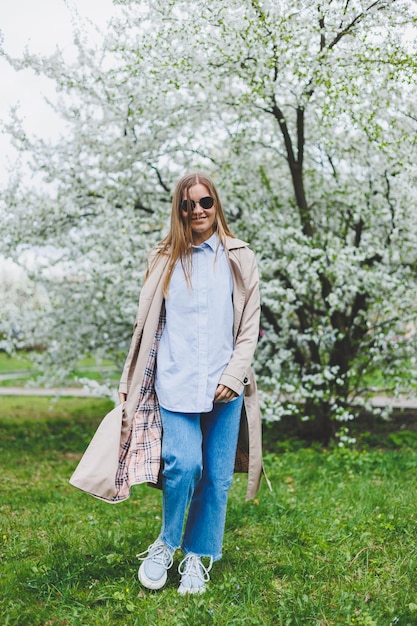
(353, 217, 364, 248)
(297, 106, 305, 166)
(133, 200, 154, 214)
(147, 164, 171, 194)
(271, 96, 313, 236)
(329, 0, 394, 50)
(318, 5, 326, 51)
(383, 169, 396, 246)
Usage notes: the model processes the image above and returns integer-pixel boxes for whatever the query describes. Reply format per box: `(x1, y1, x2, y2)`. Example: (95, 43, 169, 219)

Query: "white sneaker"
(137, 539, 174, 590)
(177, 554, 213, 595)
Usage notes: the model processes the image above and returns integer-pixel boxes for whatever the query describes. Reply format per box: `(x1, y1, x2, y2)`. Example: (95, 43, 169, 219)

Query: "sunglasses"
(181, 196, 214, 212)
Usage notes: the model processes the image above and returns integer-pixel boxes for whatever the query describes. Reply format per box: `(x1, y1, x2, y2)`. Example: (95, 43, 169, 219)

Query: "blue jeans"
(159, 394, 244, 562)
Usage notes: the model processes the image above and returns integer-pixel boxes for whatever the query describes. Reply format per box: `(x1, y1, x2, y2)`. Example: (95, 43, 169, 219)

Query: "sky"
(0, 0, 120, 183)
(0, 0, 120, 277)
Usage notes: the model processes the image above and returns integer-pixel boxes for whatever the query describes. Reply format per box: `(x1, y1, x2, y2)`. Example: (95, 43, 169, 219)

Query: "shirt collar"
(192, 232, 219, 251)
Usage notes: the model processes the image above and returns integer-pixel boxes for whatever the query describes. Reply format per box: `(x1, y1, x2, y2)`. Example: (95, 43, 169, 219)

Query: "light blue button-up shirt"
(155, 233, 234, 413)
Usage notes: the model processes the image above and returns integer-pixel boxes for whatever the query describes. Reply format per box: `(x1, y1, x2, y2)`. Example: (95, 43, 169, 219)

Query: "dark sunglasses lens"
(181, 199, 196, 211)
(199, 196, 214, 209)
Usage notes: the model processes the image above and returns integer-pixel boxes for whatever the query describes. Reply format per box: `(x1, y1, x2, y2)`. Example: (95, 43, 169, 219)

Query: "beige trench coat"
(70, 236, 267, 502)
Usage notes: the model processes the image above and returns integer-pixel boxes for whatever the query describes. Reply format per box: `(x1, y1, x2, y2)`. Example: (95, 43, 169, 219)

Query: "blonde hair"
(150, 172, 234, 297)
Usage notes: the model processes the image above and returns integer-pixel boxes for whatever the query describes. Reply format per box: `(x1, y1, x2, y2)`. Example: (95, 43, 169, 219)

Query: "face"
(182, 183, 216, 245)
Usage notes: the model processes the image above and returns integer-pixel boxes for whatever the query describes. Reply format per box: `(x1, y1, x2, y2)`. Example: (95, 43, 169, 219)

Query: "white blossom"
(0, 0, 416, 436)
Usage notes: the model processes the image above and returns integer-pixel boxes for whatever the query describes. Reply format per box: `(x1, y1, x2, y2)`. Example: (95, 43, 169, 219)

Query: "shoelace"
(178, 554, 213, 583)
(137, 540, 173, 569)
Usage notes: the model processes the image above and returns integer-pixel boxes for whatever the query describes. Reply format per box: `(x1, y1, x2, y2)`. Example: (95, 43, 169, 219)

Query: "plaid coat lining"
(112, 311, 165, 502)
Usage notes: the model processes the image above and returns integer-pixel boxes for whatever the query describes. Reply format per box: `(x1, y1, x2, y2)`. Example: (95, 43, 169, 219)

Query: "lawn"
(1, 396, 417, 625)
(0, 351, 119, 387)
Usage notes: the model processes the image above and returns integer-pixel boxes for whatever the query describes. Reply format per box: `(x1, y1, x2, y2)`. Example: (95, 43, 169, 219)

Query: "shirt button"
(243, 377, 248, 384)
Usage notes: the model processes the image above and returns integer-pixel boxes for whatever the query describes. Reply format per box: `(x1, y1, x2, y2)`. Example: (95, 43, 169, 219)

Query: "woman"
(70, 172, 265, 594)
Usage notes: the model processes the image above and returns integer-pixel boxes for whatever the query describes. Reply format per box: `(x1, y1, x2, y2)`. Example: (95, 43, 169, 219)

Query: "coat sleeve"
(118, 253, 156, 396)
(118, 322, 141, 396)
(219, 249, 260, 396)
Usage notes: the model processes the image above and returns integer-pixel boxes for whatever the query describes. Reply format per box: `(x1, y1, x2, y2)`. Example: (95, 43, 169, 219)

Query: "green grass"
(0, 352, 36, 373)
(1, 398, 417, 625)
(0, 351, 119, 387)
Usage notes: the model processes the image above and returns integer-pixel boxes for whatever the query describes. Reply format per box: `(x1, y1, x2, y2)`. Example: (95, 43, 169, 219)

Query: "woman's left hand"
(214, 384, 238, 403)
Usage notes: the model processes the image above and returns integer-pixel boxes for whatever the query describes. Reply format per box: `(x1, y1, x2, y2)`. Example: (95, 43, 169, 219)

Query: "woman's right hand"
(119, 393, 127, 404)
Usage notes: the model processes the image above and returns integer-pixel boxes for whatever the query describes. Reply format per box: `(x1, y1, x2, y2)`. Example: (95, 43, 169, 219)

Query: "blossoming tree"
(1, 0, 416, 437)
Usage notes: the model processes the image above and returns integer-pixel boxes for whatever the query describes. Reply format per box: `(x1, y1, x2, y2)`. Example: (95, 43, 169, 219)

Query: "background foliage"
(1, 0, 417, 434)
